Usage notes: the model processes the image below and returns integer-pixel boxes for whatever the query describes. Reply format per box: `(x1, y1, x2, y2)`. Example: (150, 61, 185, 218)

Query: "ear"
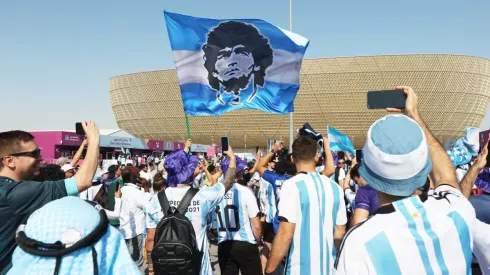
(290, 154, 295, 164)
(314, 154, 320, 164)
(253, 65, 261, 72)
(3, 156, 16, 169)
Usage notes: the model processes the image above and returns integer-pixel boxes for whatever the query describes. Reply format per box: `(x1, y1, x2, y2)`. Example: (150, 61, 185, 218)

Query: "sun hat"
(10, 197, 140, 274)
(358, 114, 432, 197)
(220, 156, 247, 175)
(164, 150, 199, 187)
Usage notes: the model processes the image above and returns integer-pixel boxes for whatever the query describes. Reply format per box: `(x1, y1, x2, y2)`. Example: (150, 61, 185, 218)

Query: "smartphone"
(221, 136, 229, 152)
(75, 122, 85, 135)
(367, 90, 406, 109)
(356, 149, 363, 163)
(486, 142, 490, 167)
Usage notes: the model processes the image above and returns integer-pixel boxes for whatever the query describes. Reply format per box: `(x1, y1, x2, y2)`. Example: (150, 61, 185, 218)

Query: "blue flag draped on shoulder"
(328, 126, 356, 156)
(164, 11, 309, 116)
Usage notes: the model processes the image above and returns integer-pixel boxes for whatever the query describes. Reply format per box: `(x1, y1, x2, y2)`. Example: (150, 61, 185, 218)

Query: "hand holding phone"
(367, 90, 406, 109)
(75, 122, 85, 135)
(221, 136, 230, 152)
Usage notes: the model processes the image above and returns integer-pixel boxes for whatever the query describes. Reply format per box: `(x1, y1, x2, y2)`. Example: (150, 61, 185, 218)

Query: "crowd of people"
(1, 86, 490, 275)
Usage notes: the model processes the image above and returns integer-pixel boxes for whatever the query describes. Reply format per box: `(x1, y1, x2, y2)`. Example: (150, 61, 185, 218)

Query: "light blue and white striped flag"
(328, 126, 356, 156)
(164, 11, 309, 116)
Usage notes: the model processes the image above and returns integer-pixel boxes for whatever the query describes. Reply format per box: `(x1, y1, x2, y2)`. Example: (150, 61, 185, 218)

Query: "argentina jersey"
(335, 185, 478, 275)
(216, 184, 260, 244)
(259, 178, 277, 224)
(278, 172, 347, 275)
(146, 184, 226, 275)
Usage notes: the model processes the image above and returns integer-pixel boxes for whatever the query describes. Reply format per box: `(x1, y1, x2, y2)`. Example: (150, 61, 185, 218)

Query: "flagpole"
(185, 115, 192, 153)
(288, 0, 294, 151)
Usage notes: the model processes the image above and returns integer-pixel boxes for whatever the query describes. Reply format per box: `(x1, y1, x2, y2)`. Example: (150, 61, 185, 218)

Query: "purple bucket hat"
(220, 156, 247, 175)
(164, 150, 199, 187)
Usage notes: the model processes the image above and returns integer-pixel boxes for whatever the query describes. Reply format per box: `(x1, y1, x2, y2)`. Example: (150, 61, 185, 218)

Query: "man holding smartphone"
(0, 121, 100, 274)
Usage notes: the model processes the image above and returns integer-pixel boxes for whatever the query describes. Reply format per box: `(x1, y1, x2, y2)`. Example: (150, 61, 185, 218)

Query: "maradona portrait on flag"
(164, 11, 309, 116)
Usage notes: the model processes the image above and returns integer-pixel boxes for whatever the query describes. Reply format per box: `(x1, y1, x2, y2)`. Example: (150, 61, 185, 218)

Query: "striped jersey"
(335, 185, 478, 275)
(259, 177, 276, 223)
(216, 184, 260, 244)
(146, 184, 225, 275)
(278, 172, 347, 275)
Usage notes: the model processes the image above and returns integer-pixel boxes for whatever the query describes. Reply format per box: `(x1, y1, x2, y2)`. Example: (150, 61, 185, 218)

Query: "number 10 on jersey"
(215, 205, 240, 232)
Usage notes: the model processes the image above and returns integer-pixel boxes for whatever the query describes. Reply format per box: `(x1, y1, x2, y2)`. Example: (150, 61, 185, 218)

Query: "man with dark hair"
(334, 86, 490, 274)
(119, 166, 151, 273)
(265, 136, 347, 275)
(0, 122, 100, 274)
(202, 21, 273, 105)
(32, 164, 66, 181)
(215, 155, 262, 275)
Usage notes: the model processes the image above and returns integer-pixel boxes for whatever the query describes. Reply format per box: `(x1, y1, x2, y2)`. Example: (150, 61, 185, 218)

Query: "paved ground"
(209, 243, 221, 275)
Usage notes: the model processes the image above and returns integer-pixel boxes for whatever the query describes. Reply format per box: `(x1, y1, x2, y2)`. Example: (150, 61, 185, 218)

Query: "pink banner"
(207, 147, 216, 157)
(173, 142, 185, 150)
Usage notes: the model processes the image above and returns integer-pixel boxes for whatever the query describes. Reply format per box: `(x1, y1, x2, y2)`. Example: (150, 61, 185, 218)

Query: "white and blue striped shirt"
(335, 185, 479, 275)
(278, 172, 347, 275)
(216, 184, 260, 244)
(146, 184, 225, 275)
(259, 177, 275, 223)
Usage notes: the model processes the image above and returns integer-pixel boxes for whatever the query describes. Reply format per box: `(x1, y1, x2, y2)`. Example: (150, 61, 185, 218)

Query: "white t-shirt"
(119, 183, 152, 239)
(146, 184, 226, 275)
(335, 185, 480, 275)
(279, 172, 347, 275)
(216, 184, 260, 244)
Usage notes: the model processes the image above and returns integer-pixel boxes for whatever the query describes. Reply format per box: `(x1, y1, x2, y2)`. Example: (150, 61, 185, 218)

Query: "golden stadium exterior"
(109, 54, 490, 148)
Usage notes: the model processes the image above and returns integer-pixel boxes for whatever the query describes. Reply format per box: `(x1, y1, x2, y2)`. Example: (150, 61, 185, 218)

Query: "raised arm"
(258, 141, 283, 176)
(70, 139, 87, 167)
(248, 150, 261, 175)
(221, 147, 236, 193)
(73, 121, 100, 192)
(203, 160, 216, 186)
(389, 86, 459, 190)
(321, 135, 335, 177)
(460, 141, 488, 198)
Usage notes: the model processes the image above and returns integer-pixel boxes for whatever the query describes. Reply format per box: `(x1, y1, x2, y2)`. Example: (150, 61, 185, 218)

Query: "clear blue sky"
(1, 0, 490, 131)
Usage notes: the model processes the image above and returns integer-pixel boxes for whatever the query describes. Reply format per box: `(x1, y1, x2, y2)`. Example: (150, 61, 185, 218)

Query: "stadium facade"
(109, 54, 490, 149)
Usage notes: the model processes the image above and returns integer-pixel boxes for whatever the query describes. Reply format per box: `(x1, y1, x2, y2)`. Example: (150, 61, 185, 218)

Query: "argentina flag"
(164, 11, 309, 116)
(328, 126, 356, 156)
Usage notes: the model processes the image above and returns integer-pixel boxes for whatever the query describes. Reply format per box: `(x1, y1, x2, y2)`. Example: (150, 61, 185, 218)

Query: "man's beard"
(221, 72, 253, 93)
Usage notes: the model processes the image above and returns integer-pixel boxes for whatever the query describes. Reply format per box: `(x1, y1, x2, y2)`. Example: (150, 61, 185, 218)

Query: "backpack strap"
(335, 167, 340, 183)
(177, 188, 199, 214)
(157, 191, 171, 215)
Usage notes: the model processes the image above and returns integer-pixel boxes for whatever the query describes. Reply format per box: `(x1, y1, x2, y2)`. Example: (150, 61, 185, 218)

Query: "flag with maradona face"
(164, 11, 309, 116)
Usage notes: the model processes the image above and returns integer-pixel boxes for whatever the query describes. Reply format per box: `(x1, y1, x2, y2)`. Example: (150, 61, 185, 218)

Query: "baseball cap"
(56, 157, 70, 166)
(358, 115, 432, 197)
(61, 164, 75, 172)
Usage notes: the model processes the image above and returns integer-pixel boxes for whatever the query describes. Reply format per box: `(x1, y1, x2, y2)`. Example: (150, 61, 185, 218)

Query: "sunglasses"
(9, 148, 42, 159)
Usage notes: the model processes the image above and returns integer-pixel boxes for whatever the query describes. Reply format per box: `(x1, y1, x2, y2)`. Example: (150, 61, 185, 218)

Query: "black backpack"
(151, 188, 202, 275)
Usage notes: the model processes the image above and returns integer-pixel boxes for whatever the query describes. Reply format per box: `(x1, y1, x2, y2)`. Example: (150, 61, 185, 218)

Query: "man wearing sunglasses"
(0, 121, 101, 275)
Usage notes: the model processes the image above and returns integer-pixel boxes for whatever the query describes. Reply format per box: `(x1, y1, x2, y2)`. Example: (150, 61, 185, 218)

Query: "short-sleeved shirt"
(0, 176, 78, 274)
(261, 170, 292, 232)
(216, 184, 260, 244)
(335, 185, 478, 275)
(146, 183, 226, 275)
(354, 185, 379, 216)
(278, 172, 347, 275)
